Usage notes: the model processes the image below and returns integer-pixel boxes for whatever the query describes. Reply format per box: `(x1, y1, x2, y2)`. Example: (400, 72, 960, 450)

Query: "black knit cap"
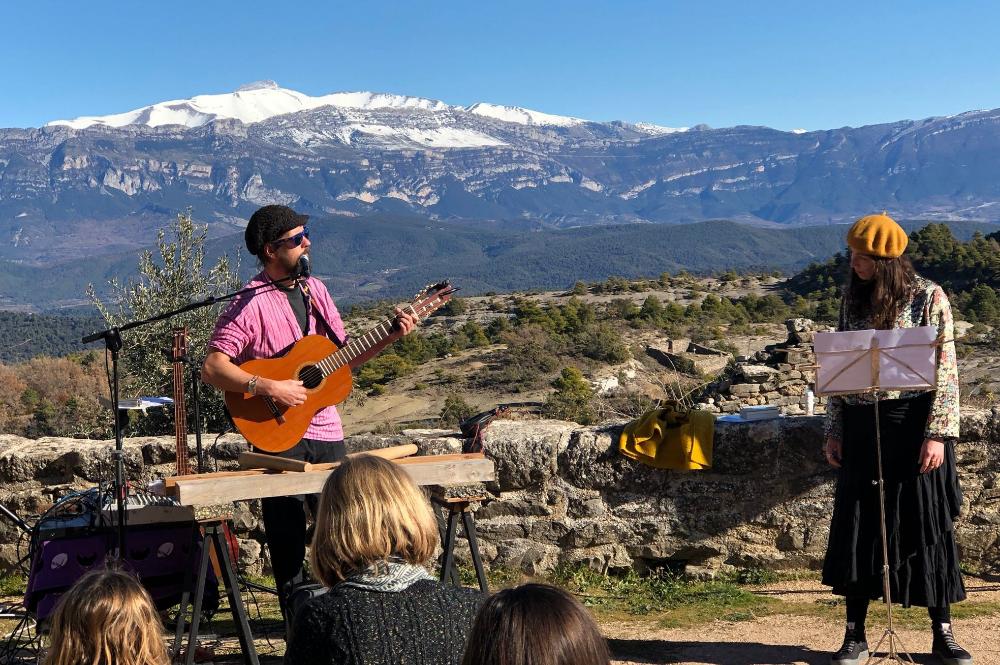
(245, 205, 309, 257)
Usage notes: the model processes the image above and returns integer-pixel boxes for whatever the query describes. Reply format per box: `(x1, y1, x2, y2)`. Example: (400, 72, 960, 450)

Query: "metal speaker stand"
(80, 327, 129, 556)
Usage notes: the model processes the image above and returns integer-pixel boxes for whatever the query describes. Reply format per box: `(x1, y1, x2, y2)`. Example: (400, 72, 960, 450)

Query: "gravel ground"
(603, 580, 1000, 665)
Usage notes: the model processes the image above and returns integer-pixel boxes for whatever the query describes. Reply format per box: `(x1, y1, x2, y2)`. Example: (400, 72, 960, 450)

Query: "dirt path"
(603, 581, 1000, 665)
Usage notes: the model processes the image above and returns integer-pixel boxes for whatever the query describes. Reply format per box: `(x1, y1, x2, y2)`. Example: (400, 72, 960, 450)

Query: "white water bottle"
(805, 388, 815, 416)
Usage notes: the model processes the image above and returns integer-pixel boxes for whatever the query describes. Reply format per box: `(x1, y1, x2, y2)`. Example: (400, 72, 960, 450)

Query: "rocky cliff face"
(3, 103, 1000, 265)
(3, 409, 998, 578)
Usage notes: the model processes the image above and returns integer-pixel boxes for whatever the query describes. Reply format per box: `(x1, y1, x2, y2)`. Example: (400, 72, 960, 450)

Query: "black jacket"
(284, 580, 485, 665)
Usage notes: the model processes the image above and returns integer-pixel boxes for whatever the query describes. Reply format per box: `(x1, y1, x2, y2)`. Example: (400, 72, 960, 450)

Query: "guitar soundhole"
(298, 365, 323, 389)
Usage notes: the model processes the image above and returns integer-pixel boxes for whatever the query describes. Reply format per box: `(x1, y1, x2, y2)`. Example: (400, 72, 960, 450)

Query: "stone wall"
(2, 408, 999, 578)
(0, 432, 461, 577)
(473, 410, 1000, 575)
(697, 318, 826, 416)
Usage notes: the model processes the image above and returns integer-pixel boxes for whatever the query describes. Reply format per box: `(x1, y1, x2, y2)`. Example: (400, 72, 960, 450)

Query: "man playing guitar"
(201, 204, 417, 625)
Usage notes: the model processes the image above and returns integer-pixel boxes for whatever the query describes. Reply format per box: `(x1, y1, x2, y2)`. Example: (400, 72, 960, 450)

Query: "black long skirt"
(821, 393, 966, 607)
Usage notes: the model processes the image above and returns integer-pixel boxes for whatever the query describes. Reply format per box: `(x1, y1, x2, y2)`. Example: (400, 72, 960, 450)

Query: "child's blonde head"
(44, 569, 167, 665)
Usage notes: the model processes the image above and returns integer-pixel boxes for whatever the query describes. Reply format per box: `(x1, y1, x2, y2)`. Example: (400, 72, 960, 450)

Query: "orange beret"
(846, 212, 908, 258)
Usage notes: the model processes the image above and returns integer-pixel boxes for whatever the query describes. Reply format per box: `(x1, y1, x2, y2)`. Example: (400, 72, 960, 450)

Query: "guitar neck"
(321, 298, 439, 372)
(336, 308, 414, 370)
(172, 327, 191, 477)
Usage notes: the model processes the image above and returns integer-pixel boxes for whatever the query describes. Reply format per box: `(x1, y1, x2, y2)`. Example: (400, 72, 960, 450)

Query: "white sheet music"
(814, 326, 937, 395)
(876, 326, 938, 390)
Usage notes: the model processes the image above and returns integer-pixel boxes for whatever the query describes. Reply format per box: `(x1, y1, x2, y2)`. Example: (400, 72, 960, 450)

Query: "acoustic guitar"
(225, 281, 455, 452)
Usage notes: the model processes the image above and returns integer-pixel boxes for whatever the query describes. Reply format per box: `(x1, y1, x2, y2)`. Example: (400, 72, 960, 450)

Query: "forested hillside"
(1, 221, 996, 439)
(0, 311, 104, 363)
(1, 216, 996, 310)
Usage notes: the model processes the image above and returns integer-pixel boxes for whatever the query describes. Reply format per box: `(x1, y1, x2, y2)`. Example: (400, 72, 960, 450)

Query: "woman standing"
(822, 213, 971, 665)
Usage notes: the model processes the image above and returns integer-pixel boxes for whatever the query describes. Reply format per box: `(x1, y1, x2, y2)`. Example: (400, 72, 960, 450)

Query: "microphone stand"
(191, 363, 205, 473)
(83, 264, 305, 556)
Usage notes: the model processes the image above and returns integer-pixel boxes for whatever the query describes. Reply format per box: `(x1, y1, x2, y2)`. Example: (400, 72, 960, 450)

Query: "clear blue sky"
(4, 0, 999, 131)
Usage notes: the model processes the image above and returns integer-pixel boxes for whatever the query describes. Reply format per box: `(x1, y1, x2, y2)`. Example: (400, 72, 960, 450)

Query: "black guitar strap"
(300, 280, 347, 347)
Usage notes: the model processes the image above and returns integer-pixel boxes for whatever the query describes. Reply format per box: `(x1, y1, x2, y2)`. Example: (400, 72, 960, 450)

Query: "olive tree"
(88, 212, 242, 434)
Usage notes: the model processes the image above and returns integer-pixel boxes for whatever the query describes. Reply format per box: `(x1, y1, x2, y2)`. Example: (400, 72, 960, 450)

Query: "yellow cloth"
(619, 407, 714, 470)
(846, 212, 908, 258)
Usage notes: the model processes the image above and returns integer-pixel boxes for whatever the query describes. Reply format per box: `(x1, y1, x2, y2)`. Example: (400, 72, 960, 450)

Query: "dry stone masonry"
(697, 318, 827, 415)
(2, 407, 999, 579)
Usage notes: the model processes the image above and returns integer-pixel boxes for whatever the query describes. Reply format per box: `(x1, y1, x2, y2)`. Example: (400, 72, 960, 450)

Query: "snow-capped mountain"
(47, 81, 598, 138)
(45, 81, 623, 149)
(3, 82, 1000, 267)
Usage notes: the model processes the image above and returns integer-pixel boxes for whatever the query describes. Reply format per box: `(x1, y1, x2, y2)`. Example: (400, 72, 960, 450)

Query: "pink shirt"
(209, 271, 349, 441)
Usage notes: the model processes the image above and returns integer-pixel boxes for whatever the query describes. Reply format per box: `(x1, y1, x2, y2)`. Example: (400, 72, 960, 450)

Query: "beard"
(279, 251, 305, 277)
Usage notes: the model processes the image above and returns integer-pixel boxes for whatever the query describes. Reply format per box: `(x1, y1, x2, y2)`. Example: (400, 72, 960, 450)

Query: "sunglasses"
(270, 227, 309, 249)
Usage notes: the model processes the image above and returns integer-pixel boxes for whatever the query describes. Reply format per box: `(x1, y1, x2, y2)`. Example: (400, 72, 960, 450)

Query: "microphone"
(296, 254, 311, 279)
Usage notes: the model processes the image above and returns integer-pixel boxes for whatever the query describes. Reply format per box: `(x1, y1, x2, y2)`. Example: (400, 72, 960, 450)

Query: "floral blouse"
(824, 275, 960, 442)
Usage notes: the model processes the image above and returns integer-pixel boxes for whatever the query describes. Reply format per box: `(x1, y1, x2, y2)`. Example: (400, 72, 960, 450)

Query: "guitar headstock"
(410, 281, 456, 319)
(171, 326, 188, 362)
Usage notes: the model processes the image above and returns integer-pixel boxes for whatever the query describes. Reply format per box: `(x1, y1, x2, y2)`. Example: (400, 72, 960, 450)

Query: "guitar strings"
(313, 294, 448, 377)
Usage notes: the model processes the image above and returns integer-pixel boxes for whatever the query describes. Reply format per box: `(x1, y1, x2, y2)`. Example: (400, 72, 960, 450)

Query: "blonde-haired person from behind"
(461, 583, 611, 665)
(284, 455, 485, 665)
(44, 569, 168, 665)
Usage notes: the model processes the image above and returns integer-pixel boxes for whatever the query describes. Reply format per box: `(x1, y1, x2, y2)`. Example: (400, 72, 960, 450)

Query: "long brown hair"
(847, 254, 917, 329)
(461, 584, 611, 665)
(44, 569, 168, 665)
(310, 455, 438, 585)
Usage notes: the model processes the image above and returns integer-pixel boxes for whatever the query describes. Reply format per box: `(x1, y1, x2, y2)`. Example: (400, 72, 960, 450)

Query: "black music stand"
(815, 325, 939, 665)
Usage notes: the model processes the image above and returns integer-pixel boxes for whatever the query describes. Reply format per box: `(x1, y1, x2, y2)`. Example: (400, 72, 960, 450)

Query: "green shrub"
(440, 394, 475, 426)
(543, 367, 595, 424)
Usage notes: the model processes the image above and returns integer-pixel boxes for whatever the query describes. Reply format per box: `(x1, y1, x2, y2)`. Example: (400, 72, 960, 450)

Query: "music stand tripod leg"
(439, 508, 460, 586)
(182, 530, 213, 665)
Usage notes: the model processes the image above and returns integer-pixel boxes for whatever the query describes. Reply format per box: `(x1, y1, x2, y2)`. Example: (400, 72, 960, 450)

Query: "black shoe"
(932, 623, 973, 665)
(831, 629, 869, 665)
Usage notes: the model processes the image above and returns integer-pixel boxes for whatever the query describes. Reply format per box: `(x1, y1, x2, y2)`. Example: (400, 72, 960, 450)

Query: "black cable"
(208, 429, 232, 474)
(0, 608, 41, 665)
(238, 575, 282, 654)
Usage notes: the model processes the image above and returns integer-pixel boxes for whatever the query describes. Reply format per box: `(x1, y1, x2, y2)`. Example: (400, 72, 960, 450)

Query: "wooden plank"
(239, 452, 309, 472)
(394, 453, 483, 465)
(238, 443, 420, 472)
(307, 452, 482, 471)
(308, 444, 419, 470)
(164, 468, 271, 489)
(165, 450, 472, 489)
(171, 456, 494, 506)
(432, 495, 490, 504)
